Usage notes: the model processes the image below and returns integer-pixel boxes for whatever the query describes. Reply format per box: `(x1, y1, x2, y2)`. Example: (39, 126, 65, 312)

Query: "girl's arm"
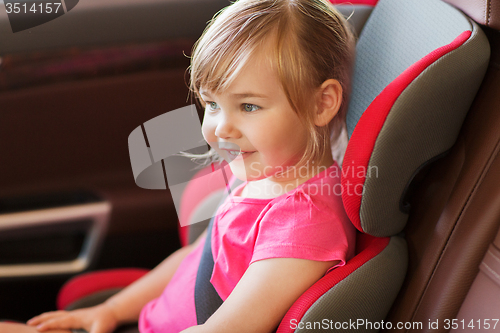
(182, 257, 338, 333)
(104, 229, 206, 324)
(105, 228, 207, 324)
(29, 229, 207, 333)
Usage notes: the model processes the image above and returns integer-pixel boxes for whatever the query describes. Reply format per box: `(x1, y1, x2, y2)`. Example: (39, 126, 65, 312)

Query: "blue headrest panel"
(347, 0, 473, 136)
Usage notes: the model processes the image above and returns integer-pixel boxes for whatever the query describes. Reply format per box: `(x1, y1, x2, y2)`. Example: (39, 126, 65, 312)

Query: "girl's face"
(200, 50, 310, 182)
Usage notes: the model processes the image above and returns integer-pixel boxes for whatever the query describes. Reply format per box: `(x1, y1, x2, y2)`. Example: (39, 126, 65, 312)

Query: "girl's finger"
(89, 322, 104, 333)
(27, 317, 42, 326)
(28, 311, 67, 326)
(35, 315, 76, 332)
(30, 310, 67, 321)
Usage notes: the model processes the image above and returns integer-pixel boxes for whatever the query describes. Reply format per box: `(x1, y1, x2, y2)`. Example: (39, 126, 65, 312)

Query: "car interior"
(1, 0, 500, 332)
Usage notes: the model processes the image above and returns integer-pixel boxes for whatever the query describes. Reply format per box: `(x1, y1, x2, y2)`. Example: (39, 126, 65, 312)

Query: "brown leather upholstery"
(444, 0, 500, 30)
(455, 227, 500, 328)
(383, 27, 500, 332)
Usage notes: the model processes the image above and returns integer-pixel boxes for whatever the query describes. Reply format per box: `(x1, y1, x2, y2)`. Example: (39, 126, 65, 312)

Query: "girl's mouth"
(225, 150, 254, 158)
(207, 142, 254, 163)
(228, 150, 247, 156)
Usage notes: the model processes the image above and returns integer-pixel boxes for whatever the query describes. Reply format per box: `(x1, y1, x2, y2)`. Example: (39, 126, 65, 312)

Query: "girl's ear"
(315, 79, 343, 127)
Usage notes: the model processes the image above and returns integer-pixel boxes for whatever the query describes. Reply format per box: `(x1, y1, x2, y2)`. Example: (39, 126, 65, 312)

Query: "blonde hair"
(189, 0, 355, 168)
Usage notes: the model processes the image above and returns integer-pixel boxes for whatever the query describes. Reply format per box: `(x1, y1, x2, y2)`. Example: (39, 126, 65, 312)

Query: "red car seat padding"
(57, 268, 148, 310)
(277, 234, 408, 332)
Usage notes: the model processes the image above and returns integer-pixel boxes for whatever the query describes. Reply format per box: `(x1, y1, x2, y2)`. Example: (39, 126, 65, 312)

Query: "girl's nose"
(214, 113, 240, 139)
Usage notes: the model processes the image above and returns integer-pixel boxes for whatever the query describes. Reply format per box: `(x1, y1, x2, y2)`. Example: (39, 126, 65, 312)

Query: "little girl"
(7, 0, 357, 332)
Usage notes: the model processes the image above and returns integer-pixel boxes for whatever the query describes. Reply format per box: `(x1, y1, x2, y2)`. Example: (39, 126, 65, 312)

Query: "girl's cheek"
(201, 119, 215, 143)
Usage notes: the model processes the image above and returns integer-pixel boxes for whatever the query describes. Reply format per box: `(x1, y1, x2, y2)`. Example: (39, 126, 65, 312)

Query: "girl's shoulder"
(262, 162, 346, 223)
(220, 162, 344, 219)
(252, 163, 355, 264)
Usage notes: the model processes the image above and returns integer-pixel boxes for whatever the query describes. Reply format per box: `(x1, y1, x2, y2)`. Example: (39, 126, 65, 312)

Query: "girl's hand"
(26, 303, 118, 333)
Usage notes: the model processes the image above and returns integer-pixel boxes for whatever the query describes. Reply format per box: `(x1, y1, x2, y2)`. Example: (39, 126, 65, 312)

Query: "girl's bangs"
(195, 36, 259, 97)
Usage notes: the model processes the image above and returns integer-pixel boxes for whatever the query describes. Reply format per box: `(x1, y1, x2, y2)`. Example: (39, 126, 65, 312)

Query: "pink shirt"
(139, 163, 356, 333)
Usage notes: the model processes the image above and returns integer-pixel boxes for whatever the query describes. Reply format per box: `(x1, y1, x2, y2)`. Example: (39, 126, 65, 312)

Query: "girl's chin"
(228, 164, 282, 183)
(229, 169, 259, 182)
(228, 164, 265, 182)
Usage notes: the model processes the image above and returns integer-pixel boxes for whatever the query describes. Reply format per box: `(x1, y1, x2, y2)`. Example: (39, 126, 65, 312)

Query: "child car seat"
(277, 0, 489, 330)
(57, 0, 490, 331)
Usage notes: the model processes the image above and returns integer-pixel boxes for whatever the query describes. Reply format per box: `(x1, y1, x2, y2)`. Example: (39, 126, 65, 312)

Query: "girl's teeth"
(228, 151, 246, 156)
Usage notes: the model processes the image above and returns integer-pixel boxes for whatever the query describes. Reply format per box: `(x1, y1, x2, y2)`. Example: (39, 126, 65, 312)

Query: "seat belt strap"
(194, 217, 224, 325)
(194, 172, 242, 325)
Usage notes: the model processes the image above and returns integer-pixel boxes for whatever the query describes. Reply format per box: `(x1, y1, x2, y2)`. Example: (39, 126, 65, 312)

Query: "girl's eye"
(242, 103, 260, 112)
(206, 102, 219, 111)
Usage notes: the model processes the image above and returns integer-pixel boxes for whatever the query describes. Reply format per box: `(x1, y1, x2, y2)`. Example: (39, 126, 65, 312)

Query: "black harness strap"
(194, 176, 243, 325)
(194, 217, 224, 324)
